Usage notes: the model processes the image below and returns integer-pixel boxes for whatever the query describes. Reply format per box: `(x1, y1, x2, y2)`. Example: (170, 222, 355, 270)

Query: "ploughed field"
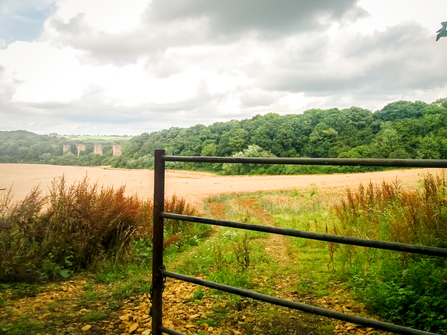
(0, 163, 443, 208)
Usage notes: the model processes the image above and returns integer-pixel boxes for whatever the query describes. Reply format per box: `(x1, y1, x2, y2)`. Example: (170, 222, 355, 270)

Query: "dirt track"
(1, 164, 445, 208)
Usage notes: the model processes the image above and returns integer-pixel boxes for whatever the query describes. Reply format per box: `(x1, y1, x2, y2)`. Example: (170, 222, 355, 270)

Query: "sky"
(0, 0, 446, 135)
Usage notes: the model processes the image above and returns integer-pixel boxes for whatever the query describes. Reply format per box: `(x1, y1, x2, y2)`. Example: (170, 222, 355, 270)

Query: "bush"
(0, 176, 197, 282)
(332, 173, 447, 333)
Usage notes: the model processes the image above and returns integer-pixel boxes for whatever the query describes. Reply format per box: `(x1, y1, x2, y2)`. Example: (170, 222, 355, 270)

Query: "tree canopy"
(1, 98, 447, 175)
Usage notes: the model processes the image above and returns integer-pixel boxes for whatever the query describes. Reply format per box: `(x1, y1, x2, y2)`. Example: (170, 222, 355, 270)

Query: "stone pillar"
(94, 144, 103, 156)
(63, 145, 70, 153)
(77, 145, 86, 157)
(113, 144, 122, 157)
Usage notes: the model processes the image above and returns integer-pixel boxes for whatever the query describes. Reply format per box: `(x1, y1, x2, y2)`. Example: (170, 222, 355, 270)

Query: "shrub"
(0, 187, 47, 282)
(0, 176, 197, 282)
(332, 173, 447, 333)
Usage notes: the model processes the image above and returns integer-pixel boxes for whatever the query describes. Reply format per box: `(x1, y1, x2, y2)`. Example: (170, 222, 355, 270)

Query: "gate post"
(152, 149, 165, 335)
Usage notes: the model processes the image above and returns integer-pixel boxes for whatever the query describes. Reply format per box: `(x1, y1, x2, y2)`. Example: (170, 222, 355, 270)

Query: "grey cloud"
(254, 22, 447, 97)
(240, 90, 280, 108)
(150, 0, 359, 36)
(49, 14, 210, 65)
(48, 0, 361, 65)
(343, 22, 430, 58)
(0, 78, 218, 134)
(49, 13, 85, 34)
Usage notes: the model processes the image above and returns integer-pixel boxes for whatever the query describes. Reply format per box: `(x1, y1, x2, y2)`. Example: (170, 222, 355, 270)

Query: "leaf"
(59, 269, 70, 278)
(81, 325, 91, 332)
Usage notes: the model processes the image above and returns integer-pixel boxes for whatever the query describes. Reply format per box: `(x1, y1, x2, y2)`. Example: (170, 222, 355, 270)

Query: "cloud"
(150, 0, 361, 36)
(44, 0, 362, 65)
(1, 0, 447, 135)
(252, 21, 447, 96)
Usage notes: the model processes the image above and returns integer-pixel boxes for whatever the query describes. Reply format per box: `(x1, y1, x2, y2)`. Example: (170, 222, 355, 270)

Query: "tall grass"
(332, 173, 447, 333)
(0, 176, 198, 283)
(334, 174, 447, 247)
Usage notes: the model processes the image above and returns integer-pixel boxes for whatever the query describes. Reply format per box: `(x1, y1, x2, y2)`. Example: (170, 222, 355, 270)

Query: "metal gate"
(151, 149, 447, 335)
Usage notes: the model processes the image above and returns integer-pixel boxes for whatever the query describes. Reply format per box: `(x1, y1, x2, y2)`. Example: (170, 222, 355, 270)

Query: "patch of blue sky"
(0, 2, 56, 46)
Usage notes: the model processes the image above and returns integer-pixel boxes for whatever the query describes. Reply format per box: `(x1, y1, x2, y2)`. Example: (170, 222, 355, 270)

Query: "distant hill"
(0, 130, 125, 166)
(1, 98, 446, 174)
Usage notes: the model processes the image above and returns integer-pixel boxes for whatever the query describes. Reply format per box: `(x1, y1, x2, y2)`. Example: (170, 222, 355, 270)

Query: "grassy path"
(178, 191, 392, 335)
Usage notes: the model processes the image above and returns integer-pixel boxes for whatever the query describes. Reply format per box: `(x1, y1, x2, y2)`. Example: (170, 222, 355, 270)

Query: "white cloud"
(53, 0, 148, 33)
(0, 41, 84, 103)
(358, 0, 447, 33)
(278, 93, 314, 112)
(0, 0, 447, 135)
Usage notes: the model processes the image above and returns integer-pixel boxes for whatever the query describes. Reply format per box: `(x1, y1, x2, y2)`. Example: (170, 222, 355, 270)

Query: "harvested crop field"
(1, 164, 445, 208)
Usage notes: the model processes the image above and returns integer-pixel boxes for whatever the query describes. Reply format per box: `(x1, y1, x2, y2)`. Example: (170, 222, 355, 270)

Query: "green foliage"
(436, 22, 447, 41)
(332, 174, 447, 333)
(2, 98, 447, 174)
(222, 144, 276, 175)
(112, 98, 447, 174)
(0, 130, 120, 166)
(350, 260, 447, 333)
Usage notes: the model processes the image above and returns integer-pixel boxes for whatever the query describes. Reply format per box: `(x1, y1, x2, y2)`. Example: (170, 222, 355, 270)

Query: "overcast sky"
(0, 0, 446, 135)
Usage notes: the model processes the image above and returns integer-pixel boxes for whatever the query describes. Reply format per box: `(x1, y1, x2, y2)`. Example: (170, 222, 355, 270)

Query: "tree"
(222, 145, 275, 175)
(373, 101, 427, 123)
(434, 98, 447, 109)
(201, 142, 217, 156)
(369, 123, 410, 159)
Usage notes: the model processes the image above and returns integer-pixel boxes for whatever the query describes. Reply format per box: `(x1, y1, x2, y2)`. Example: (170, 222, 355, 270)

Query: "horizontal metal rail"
(163, 155, 447, 168)
(162, 212, 447, 258)
(163, 270, 438, 335)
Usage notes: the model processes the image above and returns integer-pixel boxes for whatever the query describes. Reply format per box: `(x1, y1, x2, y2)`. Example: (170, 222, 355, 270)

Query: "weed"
(233, 232, 251, 270)
(0, 176, 198, 283)
(81, 311, 108, 322)
(192, 287, 204, 300)
(0, 315, 43, 335)
(81, 290, 102, 302)
(332, 173, 447, 333)
(197, 318, 216, 327)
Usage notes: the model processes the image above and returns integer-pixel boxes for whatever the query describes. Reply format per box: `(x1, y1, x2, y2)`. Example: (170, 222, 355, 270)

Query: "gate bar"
(152, 149, 166, 335)
(163, 270, 438, 335)
(162, 213, 447, 257)
(163, 155, 447, 168)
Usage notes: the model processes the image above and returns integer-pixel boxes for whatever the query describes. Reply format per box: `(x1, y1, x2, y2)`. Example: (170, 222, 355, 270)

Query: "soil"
(1, 164, 444, 209)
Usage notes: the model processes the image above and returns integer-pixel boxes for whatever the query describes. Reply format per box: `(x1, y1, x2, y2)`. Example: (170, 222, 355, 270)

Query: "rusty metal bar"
(163, 155, 447, 168)
(152, 149, 166, 335)
(162, 213, 447, 258)
(163, 270, 438, 335)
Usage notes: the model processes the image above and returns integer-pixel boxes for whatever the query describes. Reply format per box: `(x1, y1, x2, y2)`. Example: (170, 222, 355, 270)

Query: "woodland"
(1, 98, 447, 175)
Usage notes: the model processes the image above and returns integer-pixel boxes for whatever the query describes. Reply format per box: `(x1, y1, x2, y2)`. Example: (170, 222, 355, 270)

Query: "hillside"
(1, 98, 447, 174)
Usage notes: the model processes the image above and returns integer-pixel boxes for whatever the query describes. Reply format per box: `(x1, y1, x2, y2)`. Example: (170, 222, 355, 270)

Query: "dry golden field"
(1, 163, 445, 208)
